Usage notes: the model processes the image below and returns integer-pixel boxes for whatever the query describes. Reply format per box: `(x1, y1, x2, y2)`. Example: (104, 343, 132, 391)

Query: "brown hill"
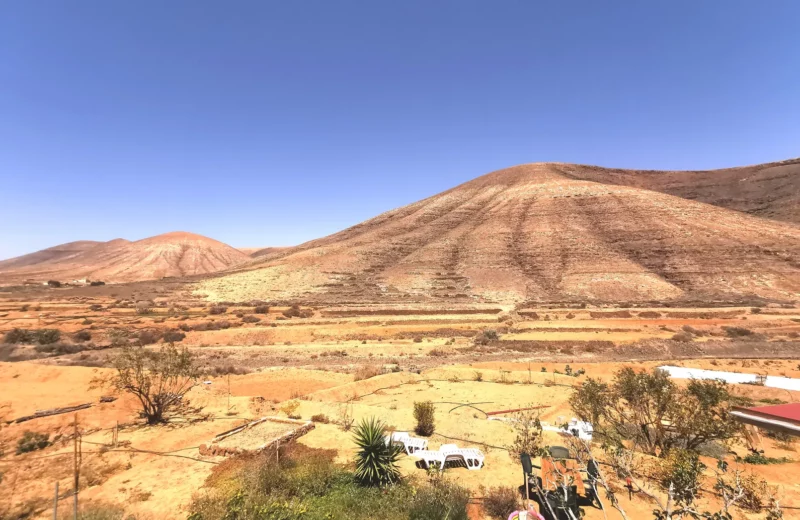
(0, 240, 108, 271)
(197, 162, 800, 303)
(0, 232, 249, 284)
(559, 157, 800, 225)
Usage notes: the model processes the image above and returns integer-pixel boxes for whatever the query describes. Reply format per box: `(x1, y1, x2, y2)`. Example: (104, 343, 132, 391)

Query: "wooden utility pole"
(52, 481, 58, 520)
(73, 413, 81, 519)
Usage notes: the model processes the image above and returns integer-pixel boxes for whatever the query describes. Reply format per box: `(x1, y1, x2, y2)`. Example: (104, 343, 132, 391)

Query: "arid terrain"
(1, 159, 799, 519)
(1, 287, 800, 518)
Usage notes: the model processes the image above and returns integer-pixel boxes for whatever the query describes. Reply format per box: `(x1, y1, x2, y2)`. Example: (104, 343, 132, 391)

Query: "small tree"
(508, 406, 546, 460)
(414, 401, 436, 436)
(353, 417, 401, 486)
(98, 344, 199, 424)
(570, 367, 740, 456)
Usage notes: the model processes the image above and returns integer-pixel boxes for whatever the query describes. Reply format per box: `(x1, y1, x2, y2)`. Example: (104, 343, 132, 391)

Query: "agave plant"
(353, 416, 402, 486)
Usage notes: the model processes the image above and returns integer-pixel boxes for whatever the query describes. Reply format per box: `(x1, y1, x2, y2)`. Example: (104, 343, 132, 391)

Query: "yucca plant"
(353, 416, 402, 486)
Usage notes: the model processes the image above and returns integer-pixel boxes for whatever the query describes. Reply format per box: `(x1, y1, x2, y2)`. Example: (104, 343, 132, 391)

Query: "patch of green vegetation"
(187, 444, 469, 520)
(738, 452, 792, 465)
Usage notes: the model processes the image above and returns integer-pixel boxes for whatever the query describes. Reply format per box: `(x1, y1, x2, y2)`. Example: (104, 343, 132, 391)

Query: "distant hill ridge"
(0, 231, 249, 283)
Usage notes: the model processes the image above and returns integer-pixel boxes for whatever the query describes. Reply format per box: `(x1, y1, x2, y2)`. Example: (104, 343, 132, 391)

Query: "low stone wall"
(199, 417, 315, 457)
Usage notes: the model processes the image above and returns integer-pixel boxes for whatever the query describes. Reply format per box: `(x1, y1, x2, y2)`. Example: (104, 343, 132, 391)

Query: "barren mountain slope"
(559, 158, 800, 225)
(0, 240, 108, 271)
(197, 163, 800, 303)
(0, 232, 249, 283)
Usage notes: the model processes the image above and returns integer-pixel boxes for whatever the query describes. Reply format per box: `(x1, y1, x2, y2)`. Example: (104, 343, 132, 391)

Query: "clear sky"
(1, 1, 798, 260)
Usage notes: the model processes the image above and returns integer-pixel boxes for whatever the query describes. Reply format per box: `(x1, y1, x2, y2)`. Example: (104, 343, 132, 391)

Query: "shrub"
(254, 305, 270, 314)
(19, 304, 29, 312)
(740, 453, 791, 465)
(89, 304, 103, 311)
(481, 485, 519, 519)
(283, 304, 313, 318)
(353, 417, 401, 486)
(413, 401, 435, 437)
(35, 342, 84, 355)
(137, 329, 161, 345)
(32, 329, 61, 345)
(409, 476, 470, 520)
(656, 449, 704, 505)
(751, 307, 762, 314)
(241, 315, 261, 323)
(474, 329, 499, 345)
(280, 400, 300, 417)
(671, 332, 693, 343)
(208, 305, 227, 315)
(722, 326, 753, 337)
(473, 371, 483, 381)
(162, 330, 186, 343)
(16, 431, 51, 454)
(311, 414, 330, 424)
(4, 328, 32, 344)
(508, 407, 545, 459)
(354, 365, 382, 381)
(135, 301, 153, 315)
(90, 281, 106, 286)
(74, 330, 92, 342)
(47, 280, 61, 287)
(413, 336, 422, 343)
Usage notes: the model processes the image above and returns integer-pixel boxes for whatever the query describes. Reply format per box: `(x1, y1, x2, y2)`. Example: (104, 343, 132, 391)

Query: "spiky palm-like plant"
(353, 416, 402, 486)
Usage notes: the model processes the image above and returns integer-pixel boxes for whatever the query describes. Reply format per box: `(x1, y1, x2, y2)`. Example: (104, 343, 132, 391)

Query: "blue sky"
(1, 1, 798, 259)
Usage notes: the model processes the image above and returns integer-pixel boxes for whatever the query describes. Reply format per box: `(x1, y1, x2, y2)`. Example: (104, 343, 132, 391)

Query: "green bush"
(186, 443, 468, 520)
(481, 485, 519, 519)
(17, 431, 51, 454)
(413, 401, 436, 437)
(353, 417, 401, 486)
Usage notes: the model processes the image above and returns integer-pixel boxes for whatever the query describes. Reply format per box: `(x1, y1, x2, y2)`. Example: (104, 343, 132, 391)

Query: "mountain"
(558, 158, 800, 225)
(196, 162, 800, 303)
(0, 232, 249, 284)
(0, 240, 108, 271)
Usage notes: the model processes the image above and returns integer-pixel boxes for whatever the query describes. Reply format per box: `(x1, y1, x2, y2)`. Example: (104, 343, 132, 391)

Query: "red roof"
(747, 403, 800, 422)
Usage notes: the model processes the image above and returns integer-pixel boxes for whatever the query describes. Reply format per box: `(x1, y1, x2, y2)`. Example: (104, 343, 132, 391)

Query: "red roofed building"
(731, 403, 800, 437)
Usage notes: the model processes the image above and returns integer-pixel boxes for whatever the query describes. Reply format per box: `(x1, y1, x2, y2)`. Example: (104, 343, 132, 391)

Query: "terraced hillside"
(197, 163, 800, 303)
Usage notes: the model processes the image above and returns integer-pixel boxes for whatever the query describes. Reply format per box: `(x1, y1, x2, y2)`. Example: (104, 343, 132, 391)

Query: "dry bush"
(280, 400, 300, 417)
(208, 305, 227, 315)
(241, 315, 261, 323)
(283, 304, 313, 318)
(254, 305, 270, 314)
(205, 364, 251, 376)
(311, 413, 330, 424)
(353, 365, 382, 381)
(723, 326, 753, 337)
(671, 332, 693, 343)
(162, 330, 186, 343)
(137, 329, 161, 345)
(507, 406, 545, 460)
(74, 330, 92, 342)
(135, 301, 153, 315)
(481, 486, 519, 519)
(428, 348, 448, 357)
